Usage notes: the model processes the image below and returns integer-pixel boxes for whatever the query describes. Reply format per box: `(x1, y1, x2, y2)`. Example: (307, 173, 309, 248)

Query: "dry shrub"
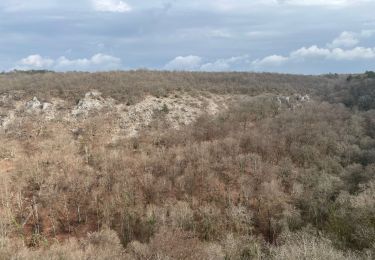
(0, 237, 26, 259)
(0, 229, 123, 260)
(270, 230, 359, 260)
(253, 179, 291, 243)
(169, 201, 194, 230)
(125, 240, 150, 259)
(222, 233, 264, 260)
(0, 72, 374, 257)
(147, 228, 224, 260)
(195, 204, 223, 241)
(0, 71, 336, 103)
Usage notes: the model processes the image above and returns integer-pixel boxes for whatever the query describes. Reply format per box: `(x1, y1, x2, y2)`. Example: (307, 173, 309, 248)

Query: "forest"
(0, 71, 374, 259)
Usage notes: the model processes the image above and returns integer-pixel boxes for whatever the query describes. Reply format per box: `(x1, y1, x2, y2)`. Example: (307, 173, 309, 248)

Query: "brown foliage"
(0, 72, 374, 259)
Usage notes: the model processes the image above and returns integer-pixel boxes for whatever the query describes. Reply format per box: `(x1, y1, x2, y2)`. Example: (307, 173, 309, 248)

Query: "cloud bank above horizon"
(1, 0, 375, 74)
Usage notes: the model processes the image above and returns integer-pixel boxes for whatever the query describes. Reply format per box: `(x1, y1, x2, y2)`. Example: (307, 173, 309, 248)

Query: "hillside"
(0, 71, 374, 259)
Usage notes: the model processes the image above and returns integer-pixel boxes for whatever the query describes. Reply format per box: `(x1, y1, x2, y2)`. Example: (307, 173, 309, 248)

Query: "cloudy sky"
(1, 0, 375, 74)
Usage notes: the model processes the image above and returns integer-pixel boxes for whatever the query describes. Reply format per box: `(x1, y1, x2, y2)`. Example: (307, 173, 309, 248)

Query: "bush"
(270, 230, 358, 260)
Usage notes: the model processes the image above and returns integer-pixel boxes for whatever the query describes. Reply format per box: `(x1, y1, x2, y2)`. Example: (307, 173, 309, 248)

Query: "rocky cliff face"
(0, 90, 232, 137)
(0, 90, 312, 138)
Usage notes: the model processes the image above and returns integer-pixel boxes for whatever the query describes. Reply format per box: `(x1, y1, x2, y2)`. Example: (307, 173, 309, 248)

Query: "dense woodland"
(0, 71, 374, 259)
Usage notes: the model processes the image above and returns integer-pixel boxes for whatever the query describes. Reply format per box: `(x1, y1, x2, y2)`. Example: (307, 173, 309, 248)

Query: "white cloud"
(164, 55, 203, 71)
(291, 45, 375, 60)
(200, 55, 250, 71)
(330, 47, 375, 60)
(199, 60, 230, 71)
(327, 30, 375, 48)
(16, 53, 122, 71)
(92, 0, 131, 13)
(291, 45, 331, 59)
(328, 31, 359, 48)
(252, 55, 289, 67)
(56, 53, 121, 70)
(360, 29, 375, 38)
(252, 30, 375, 69)
(20, 54, 54, 68)
(253, 46, 375, 68)
(164, 55, 250, 71)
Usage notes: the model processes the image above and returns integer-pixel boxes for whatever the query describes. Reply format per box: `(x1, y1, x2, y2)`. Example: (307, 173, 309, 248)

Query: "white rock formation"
(0, 111, 15, 128)
(0, 90, 232, 138)
(72, 90, 115, 116)
(275, 94, 311, 111)
(26, 97, 42, 110)
(117, 93, 228, 137)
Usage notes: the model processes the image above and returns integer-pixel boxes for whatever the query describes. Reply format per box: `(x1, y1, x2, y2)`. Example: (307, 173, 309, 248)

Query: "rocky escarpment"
(0, 91, 312, 137)
(0, 91, 231, 137)
(71, 90, 116, 117)
(274, 94, 311, 110)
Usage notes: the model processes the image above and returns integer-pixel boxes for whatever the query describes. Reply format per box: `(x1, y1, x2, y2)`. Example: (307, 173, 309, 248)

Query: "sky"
(1, 0, 375, 74)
